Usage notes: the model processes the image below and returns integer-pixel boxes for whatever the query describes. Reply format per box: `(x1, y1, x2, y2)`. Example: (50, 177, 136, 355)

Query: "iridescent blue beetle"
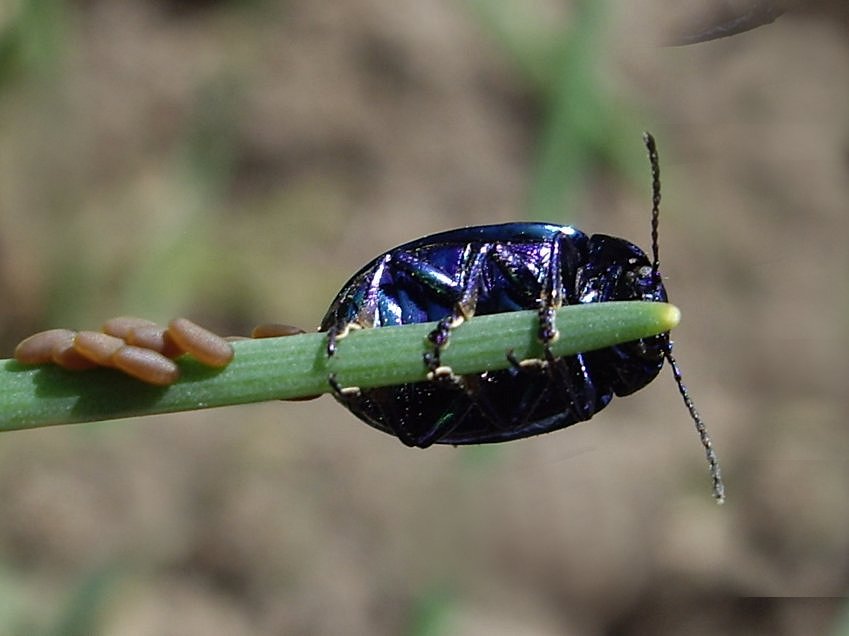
(322, 134, 724, 502)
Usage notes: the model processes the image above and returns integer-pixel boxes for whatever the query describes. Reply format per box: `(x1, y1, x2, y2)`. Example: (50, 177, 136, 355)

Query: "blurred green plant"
(409, 584, 457, 636)
(116, 77, 245, 319)
(0, 0, 67, 89)
(0, 301, 680, 432)
(43, 565, 123, 636)
(832, 599, 849, 636)
(465, 0, 648, 221)
(0, 563, 35, 634)
(0, 561, 121, 636)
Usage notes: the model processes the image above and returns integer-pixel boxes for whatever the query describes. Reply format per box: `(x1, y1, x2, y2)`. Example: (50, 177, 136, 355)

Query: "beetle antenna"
(642, 132, 661, 275)
(644, 132, 724, 501)
(665, 348, 726, 503)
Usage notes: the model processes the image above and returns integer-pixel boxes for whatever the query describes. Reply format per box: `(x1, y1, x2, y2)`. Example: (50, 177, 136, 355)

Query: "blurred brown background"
(0, 1, 847, 634)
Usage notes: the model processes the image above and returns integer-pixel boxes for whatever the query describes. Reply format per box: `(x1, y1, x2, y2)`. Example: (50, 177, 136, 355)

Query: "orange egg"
(14, 329, 78, 365)
(250, 323, 306, 339)
(111, 346, 180, 386)
(167, 318, 234, 368)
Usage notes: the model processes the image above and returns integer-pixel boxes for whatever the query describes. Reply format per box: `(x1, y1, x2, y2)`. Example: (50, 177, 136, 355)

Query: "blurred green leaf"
(44, 565, 123, 636)
(409, 584, 456, 636)
(465, 0, 651, 222)
(0, 0, 66, 89)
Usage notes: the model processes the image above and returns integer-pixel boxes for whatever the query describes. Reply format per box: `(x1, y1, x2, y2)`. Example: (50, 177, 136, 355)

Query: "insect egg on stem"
(73, 331, 125, 366)
(14, 329, 79, 365)
(110, 346, 180, 386)
(166, 318, 234, 368)
(101, 316, 160, 340)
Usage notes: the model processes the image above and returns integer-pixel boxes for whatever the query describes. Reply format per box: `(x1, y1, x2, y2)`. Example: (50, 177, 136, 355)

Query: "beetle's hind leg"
(325, 320, 365, 357)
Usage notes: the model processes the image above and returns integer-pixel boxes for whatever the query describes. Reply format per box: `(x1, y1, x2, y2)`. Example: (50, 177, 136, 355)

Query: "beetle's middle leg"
(391, 246, 489, 380)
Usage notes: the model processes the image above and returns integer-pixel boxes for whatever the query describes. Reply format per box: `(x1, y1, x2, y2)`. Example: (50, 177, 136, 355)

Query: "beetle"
(322, 133, 725, 501)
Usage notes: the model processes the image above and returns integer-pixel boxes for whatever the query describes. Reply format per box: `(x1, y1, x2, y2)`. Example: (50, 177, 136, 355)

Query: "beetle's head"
(576, 233, 668, 403)
(577, 235, 667, 305)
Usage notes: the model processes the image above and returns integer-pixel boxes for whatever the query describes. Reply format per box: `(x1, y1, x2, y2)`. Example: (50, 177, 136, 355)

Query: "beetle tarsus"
(328, 373, 361, 401)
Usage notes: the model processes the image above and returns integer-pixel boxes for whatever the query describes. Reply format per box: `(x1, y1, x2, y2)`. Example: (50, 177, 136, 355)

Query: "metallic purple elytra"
(322, 134, 725, 502)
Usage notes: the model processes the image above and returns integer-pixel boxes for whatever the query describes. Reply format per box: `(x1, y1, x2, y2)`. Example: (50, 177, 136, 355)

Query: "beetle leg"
(506, 352, 599, 427)
(509, 234, 597, 424)
(421, 245, 488, 373)
(498, 351, 561, 429)
(489, 233, 581, 363)
(397, 383, 475, 447)
(540, 235, 565, 343)
(325, 321, 359, 357)
(489, 244, 547, 307)
(488, 233, 585, 430)
(548, 353, 597, 422)
(376, 387, 419, 447)
(456, 373, 520, 431)
(536, 232, 577, 368)
(391, 251, 464, 303)
(328, 373, 361, 401)
(324, 255, 387, 356)
(359, 245, 486, 373)
(412, 401, 474, 447)
(536, 236, 598, 422)
(462, 356, 573, 436)
(424, 314, 464, 374)
(505, 349, 521, 370)
(506, 349, 547, 372)
(394, 245, 488, 444)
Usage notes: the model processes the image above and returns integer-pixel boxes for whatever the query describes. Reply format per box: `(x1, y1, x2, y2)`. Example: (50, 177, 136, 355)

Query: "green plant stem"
(0, 301, 680, 432)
